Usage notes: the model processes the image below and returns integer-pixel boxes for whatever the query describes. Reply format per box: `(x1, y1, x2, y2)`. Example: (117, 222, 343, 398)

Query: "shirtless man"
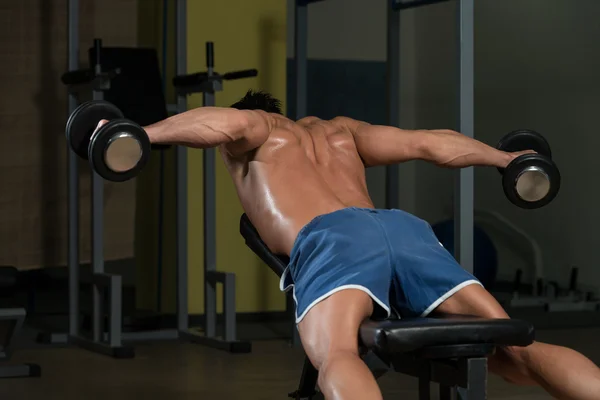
(125, 90, 599, 399)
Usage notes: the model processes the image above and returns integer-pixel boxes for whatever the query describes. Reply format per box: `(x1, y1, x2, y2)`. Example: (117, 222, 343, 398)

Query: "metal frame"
(289, 350, 489, 400)
(455, 0, 475, 273)
(42, 2, 135, 357)
(42, 0, 249, 358)
(391, 0, 452, 10)
(172, 41, 250, 352)
(0, 309, 41, 378)
(386, 2, 401, 210)
(386, 0, 475, 272)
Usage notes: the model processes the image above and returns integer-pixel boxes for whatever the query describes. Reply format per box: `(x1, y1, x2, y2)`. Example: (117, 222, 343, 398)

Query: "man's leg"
(297, 289, 382, 400)
(434, 284, 600, 400)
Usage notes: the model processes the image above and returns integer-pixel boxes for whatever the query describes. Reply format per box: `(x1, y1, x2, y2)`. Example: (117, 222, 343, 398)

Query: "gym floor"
(2, 327, 599, 399)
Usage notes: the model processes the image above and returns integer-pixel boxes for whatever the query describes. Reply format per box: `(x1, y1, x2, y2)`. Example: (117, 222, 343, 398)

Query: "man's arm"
(337, 117, 520, 169)
(143, 107, 274, 157)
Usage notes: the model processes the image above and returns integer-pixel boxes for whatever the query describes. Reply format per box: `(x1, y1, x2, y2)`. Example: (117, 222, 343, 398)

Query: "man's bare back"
(221, 115, 373, 255)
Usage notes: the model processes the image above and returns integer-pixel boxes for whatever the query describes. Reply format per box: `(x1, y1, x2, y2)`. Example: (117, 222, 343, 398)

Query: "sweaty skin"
(223, 116, 376, 255)
(99, 106, 600, 400)
(143, 110, 517, 256)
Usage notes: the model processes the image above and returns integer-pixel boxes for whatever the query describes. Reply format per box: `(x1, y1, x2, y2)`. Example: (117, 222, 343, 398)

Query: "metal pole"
(289, 0, 309, 347)
(67, 0, 80, 337)
(91, 39, 104, 343)
(203, 42, 217, 338)
(295, 1, 308, 119)
(176, 0, 189, 332)
(386, 6, 400, 210)
(455, 0, 474, 273)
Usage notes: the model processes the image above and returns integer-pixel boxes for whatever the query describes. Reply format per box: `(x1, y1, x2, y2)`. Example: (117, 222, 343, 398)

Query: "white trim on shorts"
(419, 279, 483, 317)
(280, 267, 292, 292)
(293, 284, 391, 324)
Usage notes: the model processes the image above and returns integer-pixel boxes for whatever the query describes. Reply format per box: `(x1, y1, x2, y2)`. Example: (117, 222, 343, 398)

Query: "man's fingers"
(515, 149, 537, 156)
(94, 119, 109, 133)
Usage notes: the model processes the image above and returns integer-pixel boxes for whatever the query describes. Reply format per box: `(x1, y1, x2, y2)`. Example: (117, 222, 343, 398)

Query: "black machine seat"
(239, 213, 535, 356)
(240, 213, 289, 277)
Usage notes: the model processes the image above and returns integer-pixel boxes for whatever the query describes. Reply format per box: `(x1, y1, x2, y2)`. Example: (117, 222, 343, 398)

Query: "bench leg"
(439, 384, 458, 400)
(461, 357, 487, 400)
(419, 364, 432, 400)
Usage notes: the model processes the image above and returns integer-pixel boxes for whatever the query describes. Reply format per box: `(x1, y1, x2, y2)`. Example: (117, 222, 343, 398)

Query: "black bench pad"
(360, 315, 534, 354)
(239, 213, 535, 354)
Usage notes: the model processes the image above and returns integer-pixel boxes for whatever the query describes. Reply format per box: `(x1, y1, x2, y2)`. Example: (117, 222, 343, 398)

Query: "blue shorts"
(280, 207, 482, 323)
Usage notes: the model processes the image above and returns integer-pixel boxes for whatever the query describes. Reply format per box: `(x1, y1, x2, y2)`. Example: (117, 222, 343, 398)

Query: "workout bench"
(239, 214, 535, 399)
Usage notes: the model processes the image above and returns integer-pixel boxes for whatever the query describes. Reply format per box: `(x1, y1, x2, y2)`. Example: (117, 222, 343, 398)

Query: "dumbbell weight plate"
(502, 154, 561, 209)
(66, 100, 124, 159)
(497, 130, 552, 174)
(88, 119, 151, 182)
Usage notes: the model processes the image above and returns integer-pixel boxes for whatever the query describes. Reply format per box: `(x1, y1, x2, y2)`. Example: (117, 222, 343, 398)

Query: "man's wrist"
(496, 151, 514, 168)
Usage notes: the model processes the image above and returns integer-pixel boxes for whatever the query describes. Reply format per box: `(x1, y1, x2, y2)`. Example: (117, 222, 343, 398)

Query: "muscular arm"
(337, 117, 515, 168)
(143, 107, 274, 157)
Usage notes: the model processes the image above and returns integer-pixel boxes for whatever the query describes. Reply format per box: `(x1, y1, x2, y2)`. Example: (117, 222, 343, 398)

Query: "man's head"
(231, 90, 283, 114)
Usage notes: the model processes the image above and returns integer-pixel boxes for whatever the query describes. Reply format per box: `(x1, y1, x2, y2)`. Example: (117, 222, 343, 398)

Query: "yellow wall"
(185, 0, 288, 314)
(135, 0, 288, 315)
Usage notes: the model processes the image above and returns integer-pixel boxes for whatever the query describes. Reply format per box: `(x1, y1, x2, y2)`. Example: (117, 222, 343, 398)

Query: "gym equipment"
(65, 100, 151, 182)
(496, 130, 561, 209)
(385, 0, 475, 274)
(508, 266, 600, 312)
(172, 67, 257, 91)
(0, 267, 41, 379)
(432, 220, 498, 290)
(545, 267, 600, 312)
(471, 209, 552, 308)
(391, 0, 452, 9)
(43, 0, 251, 358)
(172, 41, 257, 353)
(473, 211, 598, 313)
(42, 28, 137, 358)
(61, 39, 121, 95)
(240, 213, 534, 400)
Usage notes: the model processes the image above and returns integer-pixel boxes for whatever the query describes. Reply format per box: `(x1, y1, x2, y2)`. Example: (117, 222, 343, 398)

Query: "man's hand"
(94, 119, 109, 134)
(503, 150, 536, 168)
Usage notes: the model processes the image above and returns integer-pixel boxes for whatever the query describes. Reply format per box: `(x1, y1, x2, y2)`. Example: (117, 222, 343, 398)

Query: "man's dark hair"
(230, 90, 283, 114)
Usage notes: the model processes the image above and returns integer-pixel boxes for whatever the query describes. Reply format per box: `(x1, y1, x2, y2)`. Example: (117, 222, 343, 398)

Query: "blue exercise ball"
(431, 219, 498, 290)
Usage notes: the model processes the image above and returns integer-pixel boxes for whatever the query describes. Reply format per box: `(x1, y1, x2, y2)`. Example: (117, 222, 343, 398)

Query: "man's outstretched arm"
(143, 107, 274, 157)
(337, 117, 526, 169)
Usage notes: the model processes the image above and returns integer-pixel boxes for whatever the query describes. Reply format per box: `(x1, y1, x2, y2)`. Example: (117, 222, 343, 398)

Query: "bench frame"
(239, 213, 533, 399)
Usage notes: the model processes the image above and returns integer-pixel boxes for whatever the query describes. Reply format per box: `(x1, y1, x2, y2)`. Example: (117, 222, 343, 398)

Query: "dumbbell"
(497, 129, 560, 209)
(66, 100, 151, 182)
